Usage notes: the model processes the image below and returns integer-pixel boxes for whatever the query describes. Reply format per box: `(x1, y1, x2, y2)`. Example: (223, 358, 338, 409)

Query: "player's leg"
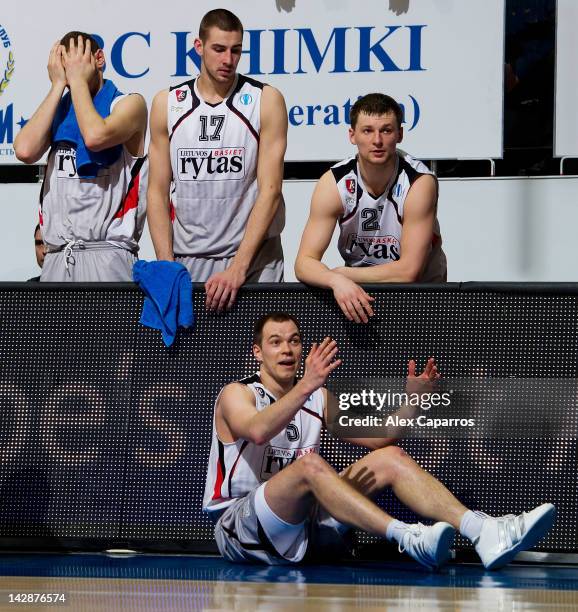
(339, 446, 556, 570)
(263, 452, 392, 535)
(338, 445, 467, 528)
(263, 452, 452, 569)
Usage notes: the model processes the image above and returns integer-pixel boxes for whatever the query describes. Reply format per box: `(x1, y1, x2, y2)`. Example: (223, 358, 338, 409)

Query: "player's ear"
(194, 37, 203, 56)
(94, 49, 105, 69)
(253, 343, 263, 363)
(348, 126, 356, 145)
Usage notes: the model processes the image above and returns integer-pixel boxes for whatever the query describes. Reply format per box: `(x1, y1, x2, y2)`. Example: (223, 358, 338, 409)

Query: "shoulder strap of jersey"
(168, 79, 200, 142)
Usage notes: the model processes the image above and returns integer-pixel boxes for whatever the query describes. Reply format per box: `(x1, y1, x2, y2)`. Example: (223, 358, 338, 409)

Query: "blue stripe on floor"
(0, 554, 577, 591)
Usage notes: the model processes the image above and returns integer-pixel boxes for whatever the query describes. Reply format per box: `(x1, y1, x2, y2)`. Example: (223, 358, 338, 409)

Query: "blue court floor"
(0, 554, 577, 610)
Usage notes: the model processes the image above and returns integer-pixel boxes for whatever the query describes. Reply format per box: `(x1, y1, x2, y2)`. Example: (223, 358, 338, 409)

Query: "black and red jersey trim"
(300, 406, 323, 422)
(113, 156, 146, 219)
(226, 75, 261, 143)
(227, 440, 248, 498)
(169, 79, 200, 142)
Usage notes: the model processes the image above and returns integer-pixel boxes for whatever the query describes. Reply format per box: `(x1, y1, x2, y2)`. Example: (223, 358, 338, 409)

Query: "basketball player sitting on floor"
(203, 312, 556, 568)
(295, 93, 446, 324)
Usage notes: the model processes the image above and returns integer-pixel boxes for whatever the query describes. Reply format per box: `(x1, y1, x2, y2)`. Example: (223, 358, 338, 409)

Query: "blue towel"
(52, 79, 123, 178)
(133, 260, 194, 347)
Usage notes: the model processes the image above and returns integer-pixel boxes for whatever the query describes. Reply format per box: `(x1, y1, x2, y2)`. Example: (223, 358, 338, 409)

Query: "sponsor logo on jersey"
(260, 445, 317, 479)
(54, 146, 110, 179)
(175, 89, 187, 102)
(177, 147, 246, 181)
(345, 178, 356, 194)
(346, 233, 401, 261)
(239, 93, 253, 106)
(256, 386, 265, 398)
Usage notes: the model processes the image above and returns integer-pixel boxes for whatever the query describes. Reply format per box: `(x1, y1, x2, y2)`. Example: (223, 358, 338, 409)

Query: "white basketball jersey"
(203, 374, 325, 517)
(333, 152, 446, 281)
(40, 95, 147, 251)
(168, 75, 285, 258)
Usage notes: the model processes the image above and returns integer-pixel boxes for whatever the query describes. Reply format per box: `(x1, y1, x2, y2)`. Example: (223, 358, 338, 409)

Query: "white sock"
(386, 519, 411, 544)
(460, 510, 486, 542)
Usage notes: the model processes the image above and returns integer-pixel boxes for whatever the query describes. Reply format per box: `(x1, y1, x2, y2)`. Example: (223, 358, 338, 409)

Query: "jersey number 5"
(199, 115, 226, 142)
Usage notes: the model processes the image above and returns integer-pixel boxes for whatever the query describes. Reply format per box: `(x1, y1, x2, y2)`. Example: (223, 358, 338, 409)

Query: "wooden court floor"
(0, 554, 576, 611)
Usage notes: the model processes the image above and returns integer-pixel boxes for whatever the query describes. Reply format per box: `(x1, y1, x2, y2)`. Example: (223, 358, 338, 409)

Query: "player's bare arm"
(218, 338, 340, 445)
(14, 41, 67, 164)
(295, 170, 375, 324)
(205, 86, 288, 312)
(334, 174, 438, 283)
(146, 89, 174, 262)
(329, 357, 440, 449)
(63, 37, 147, 156)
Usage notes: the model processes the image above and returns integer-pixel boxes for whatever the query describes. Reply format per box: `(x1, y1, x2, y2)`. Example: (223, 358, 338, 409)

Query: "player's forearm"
(231, 190, 281, 273)
(68, 79, 111, 151)
(248, 379, 314, 445)
(338, 260, 421, 283)
(147, 194, 174, 261)
(295, 255, 344, 290)
(14, 84, 65, 163)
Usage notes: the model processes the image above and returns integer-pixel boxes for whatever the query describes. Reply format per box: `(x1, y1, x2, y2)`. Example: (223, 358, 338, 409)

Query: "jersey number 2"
(199, 115, 225, 141)
(361, 206, 383, 231)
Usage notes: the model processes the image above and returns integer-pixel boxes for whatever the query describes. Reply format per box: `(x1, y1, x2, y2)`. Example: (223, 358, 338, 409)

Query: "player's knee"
(300, 453, 332, 482)
(371, 445, 408, 474)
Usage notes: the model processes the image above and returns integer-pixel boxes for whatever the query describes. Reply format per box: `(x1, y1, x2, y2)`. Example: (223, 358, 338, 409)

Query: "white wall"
(3, 176, 578, 283)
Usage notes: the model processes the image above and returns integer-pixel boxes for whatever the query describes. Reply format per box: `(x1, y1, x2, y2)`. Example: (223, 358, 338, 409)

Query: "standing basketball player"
(203, 312, 556, 567)
(147, 9, 287, 311)
(14, 33, 148, 282)
(295, 93, 446, 323)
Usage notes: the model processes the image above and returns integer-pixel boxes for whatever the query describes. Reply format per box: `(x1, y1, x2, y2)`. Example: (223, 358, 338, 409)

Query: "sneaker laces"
(398, 522, 425, 554)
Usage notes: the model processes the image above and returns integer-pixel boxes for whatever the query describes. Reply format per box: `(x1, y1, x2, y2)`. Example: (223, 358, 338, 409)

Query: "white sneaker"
(474, 503, 556, 570)
(398, 522, 455, 570)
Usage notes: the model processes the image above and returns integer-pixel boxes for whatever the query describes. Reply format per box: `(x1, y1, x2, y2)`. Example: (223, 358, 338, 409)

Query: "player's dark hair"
(350, 93, 403, 129)
(253, 313, 301, 346)
(34, 224, 40, 237)
(60, 31, 100, 54)
(199, 9, 244, 42)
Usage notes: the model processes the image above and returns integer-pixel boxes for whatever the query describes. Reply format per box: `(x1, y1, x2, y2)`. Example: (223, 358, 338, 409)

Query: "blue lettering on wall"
(89, 24, 425, 78)
(111, 32, 151, 78)
(272, 29, 290, 75)
(295, 28, 349, 74)
(356, 26, 402, 72)
(172, 32, 201, 77)
(243, 29, 265, 75)
(408, 25, 426, 71)
(0, 104, 13, 144)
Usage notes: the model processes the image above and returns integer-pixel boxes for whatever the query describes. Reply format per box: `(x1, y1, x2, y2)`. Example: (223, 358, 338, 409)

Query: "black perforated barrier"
(0, 282, 576, 554)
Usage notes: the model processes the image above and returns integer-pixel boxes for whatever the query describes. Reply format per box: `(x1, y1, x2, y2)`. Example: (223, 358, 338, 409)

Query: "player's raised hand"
(47, 41, 67, 88)
(405, 357, 440, 396)
(330, 273, 374, 324)
(302, 337, 341, 393)
(63, 35, 96, 86)
(205, 264, 246, 312)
